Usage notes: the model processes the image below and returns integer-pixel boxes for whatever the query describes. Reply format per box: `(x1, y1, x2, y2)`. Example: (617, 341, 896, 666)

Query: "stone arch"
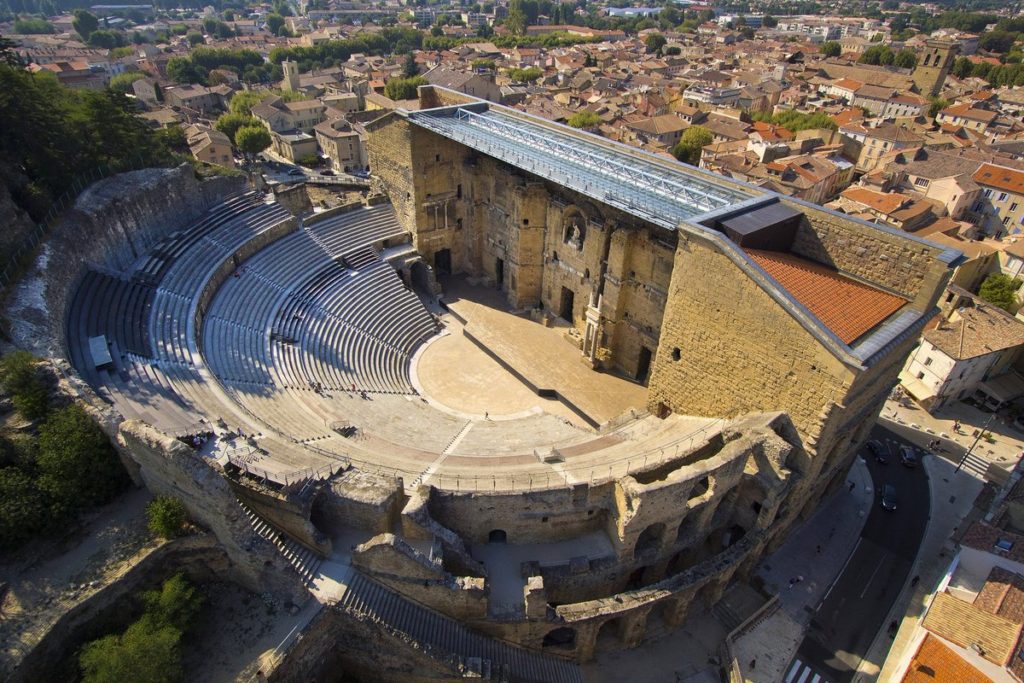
(596, 617, 623, 648)
(633, 522, 665, 559)
(488, 529, 507, 543)
(542, 626, 576, 650)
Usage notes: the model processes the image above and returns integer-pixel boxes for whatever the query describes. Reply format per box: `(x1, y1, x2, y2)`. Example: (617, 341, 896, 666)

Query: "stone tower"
(912, 40, 959, 97)
(282, 59, 300, 92)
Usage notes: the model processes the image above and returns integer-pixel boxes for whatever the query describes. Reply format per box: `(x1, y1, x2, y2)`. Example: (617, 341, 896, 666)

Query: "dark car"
(881, 484, 897, 511)
(287, 168, 304, 176)
(321, 169, 335, 176)
(899, 445, 919, 468)
(867, 440, 886, 464)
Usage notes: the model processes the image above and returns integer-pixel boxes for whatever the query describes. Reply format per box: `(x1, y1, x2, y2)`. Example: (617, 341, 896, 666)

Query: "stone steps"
(338, 572, 582, 683)
(239, 502, 322, 586)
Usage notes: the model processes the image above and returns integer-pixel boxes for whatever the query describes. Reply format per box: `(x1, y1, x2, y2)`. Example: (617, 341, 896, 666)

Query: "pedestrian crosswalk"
(957, 451, 988, 478)
(784, 657, 832, 683)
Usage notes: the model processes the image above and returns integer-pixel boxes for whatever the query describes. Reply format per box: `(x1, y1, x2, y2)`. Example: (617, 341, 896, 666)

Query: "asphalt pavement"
(784, 425, 929, 683)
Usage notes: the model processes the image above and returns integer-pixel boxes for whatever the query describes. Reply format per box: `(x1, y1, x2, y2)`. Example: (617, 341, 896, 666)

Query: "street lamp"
(955, 411, 998, 473)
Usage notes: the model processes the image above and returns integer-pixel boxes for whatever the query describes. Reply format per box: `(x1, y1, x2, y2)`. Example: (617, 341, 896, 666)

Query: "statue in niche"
(565, 214, 586, 250)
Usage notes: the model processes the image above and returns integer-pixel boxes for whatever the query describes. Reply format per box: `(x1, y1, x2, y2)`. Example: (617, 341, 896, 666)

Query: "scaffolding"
(408, 106, 753, 230)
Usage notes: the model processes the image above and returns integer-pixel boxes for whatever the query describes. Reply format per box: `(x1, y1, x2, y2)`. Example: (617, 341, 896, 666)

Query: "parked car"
(352, 169, 370, 178)
(899, 445, 918, 468)
(287, 168, 304, 176)
(867, 440, 886, 464)
(321, 169, 335, 176)
(881, 484, 897, 511)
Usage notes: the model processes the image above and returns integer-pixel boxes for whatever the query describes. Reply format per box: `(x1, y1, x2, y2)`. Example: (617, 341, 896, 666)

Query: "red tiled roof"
(745, 249, 908, 344)
(901, 634, 993, 683)
(974, 163, 1024, 196)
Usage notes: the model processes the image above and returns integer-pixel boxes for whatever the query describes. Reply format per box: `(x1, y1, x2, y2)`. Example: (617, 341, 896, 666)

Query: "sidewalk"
(731, 457, 874, 682)
(864, 455, 983, 682)
(883, 397, 1024, 471)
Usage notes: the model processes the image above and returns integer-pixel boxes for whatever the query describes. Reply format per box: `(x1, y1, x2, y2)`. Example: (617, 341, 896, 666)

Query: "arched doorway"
(488, 529, 507, 543)
(634, 522, 665, 559)
(542, 627, 576, 650)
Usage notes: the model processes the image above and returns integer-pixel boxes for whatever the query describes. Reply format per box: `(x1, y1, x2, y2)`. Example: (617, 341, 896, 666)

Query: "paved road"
(784, 425, 930, 683)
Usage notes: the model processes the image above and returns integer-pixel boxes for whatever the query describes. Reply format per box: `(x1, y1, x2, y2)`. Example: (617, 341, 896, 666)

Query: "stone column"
(575, 621, 601, 662)
(620, 607, 651, 649)
(662, 591, 696, 630)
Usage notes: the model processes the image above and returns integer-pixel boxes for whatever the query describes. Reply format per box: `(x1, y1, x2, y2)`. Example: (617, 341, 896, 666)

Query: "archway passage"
(434, 248, 452, 275)
(560, 286, 574, 321)
(488, 529, 507, 543)
(634, 522, 665, 559)
(542, 627, 576, 650)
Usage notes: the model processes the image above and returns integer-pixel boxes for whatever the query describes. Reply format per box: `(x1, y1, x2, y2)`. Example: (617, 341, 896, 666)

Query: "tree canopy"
(820, 41, 841, 57)
(507, 66, 542, 83)
(751, 110, 837, 132)
(72, 9, 98, 41)
(672, 125, 712, 165)
(567, 110, 601, 129)
(0, 64, 176, 220)
(979, 273, 1021, 312)
(384, 75, 427, 101)
(235, 125, 271, 157)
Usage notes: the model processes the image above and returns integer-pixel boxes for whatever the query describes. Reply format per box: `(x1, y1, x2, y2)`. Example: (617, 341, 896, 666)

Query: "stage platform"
(436, 278, 648, 428)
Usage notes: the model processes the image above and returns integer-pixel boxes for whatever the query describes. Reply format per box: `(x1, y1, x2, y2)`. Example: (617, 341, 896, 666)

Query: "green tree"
(507, 66, 542, 82)
(80, 618, 183, 683)
(893, 48, 917, 69)
(952, 56, 973, 79)
(928, 96, 950, 118)
(166, 56, 201, 84)
(235, 124, 271, 157)
(142, 573, 204, 630)
(0, 467, 47, 549)
(72, 10, 99, 41)
(403, 51, 418, 77)
(214, 112, 257, 144)
(384, 75, 427, 100)
(820, 41, 841, 58)
(979, 273, 1021, 311)
(186, 31, 203, 46)
(644, 32, 666, 53)
(36, 404, 127, 508)
(266, 13, 286, 35)
(672, 124, 712, 165)
(979, 31, 1017, 54)
(0, 351, 51, 420)
(146, 496, 187, 538)
(13, 17, 54, 34)
(505, 7, 527, 36)
(108, 71, 146, 93)
(567, 110, 601, 129)
(88, 29, 126, 49)
(477, 22, 493, 38)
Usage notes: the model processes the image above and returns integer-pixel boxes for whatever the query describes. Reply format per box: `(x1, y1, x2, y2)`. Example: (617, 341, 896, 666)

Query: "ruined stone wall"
(366, 113, 420, 236)
(353, 534, 488, 621)
(116, 421, 308, 605)
(312, 469, 404, 535)
(228, 478, 331, 556)
(4, 164, 243, 358)
(269, 606, 462, 683)
(6, 536, 229, 683)
(647, 232, 853, 445)
(273, 182, 313, 217)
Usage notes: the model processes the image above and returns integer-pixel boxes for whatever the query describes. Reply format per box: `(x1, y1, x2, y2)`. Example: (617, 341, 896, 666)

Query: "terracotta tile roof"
(841, 187, 909, 215)
(975, 567, 1024, 623)
(832, 78, 863, 90)
(923, 592, 1023, 666)
(901, 634, 993, 683)
(745, 249, 908, 344)
(974, 163, 1024, 196)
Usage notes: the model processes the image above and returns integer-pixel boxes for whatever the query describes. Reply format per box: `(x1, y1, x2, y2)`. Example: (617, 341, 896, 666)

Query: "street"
(784, 425, 930, 683)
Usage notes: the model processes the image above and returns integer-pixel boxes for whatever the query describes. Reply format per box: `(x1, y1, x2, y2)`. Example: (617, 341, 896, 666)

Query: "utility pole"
(955, 411, 997, 473)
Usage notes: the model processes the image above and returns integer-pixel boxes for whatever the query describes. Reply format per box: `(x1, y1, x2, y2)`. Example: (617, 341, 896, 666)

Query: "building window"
(1013, 203, 1019, 212)
(917, 372, 925, 380)
(999, 192, 1009, 202)
(914, 177, 930, 188)
(1004, 216, 1012, 226)
(985, 189, 993, 198)
(924, 357, 932, 366)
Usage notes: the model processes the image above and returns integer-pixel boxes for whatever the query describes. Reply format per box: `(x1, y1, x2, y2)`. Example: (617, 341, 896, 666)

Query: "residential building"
(314, 119, 367, 172)
(185, 124, 235, 168)
(973, 164, 1024, 237)
(900, 287, 1024, 412)
(912, 40, 959, 97)
(270, 130, 318, 163)
(625, 114, 688, 148)
(840, 122, 923, 172)
(252, 96, 327, 134)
